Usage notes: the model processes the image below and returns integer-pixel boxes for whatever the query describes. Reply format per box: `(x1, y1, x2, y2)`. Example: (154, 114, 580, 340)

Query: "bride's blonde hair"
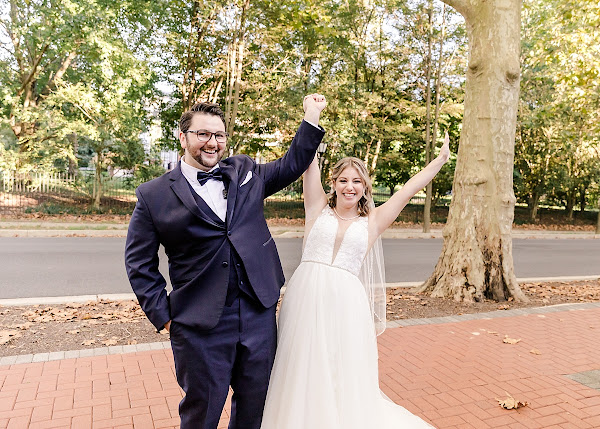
(327, 157, 373, 217)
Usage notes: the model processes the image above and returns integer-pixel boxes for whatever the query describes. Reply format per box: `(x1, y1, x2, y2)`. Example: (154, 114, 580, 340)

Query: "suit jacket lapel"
(219, 162, 238, 226)
(169, 164, 223, 228)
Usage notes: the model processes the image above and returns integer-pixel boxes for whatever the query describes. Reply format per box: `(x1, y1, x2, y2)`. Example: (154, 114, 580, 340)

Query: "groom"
(125, 94, 326, 429)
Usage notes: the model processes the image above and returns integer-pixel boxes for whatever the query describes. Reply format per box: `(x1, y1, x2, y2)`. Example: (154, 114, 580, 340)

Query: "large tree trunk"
(417, 0, 527, 302)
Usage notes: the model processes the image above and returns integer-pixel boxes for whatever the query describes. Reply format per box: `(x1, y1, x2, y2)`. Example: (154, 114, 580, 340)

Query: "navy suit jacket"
(125, 120, 325, 331)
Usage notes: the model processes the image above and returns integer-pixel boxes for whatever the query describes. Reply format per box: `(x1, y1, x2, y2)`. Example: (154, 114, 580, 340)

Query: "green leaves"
(518, 0, 600, 216)
(0, 0, 155, 174)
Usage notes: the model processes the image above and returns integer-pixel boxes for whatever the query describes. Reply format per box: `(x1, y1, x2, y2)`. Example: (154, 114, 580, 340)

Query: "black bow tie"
(197, 169, 223, 186)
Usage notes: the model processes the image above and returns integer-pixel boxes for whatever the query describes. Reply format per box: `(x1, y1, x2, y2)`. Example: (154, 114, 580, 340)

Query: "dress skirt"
(260, 261, 435, 429)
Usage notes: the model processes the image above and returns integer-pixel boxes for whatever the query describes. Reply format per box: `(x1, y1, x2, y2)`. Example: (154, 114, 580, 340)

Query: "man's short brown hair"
(179, 102, 226, 133)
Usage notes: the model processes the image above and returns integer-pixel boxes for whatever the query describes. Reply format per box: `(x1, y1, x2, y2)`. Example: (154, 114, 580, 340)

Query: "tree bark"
(566, 189, 575, 220)
(579, 185, 586, 213)
(370, 139, 381, 176)
(224, 0, 250, 151)
(426, 5, 448, 232)
(423, 4, 434, 233)
(68, 133, 79, 175)
(528, 192, 540, 222)
(93, 154, 103, 210)
(417, 0, 527, 302)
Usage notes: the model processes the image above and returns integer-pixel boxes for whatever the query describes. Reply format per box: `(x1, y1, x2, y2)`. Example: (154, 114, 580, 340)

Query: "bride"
(260, 133, 450, 429)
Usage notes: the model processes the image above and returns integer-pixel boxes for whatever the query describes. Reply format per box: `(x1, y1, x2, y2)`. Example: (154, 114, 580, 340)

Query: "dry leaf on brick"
(503, 335, 521, 344)
(496, 392, 528, 410)
(530, 349, 541, 355)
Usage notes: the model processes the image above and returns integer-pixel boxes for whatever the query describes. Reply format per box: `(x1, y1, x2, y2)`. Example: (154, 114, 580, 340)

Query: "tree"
(417, 0, 527, 302)
(377, 143, 416, 195)
(0, 0, 156, 178)
(516, 0, 600, 222)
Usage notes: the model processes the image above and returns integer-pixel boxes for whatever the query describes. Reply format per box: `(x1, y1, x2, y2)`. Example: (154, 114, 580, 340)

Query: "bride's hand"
(437, 130, 450, 163)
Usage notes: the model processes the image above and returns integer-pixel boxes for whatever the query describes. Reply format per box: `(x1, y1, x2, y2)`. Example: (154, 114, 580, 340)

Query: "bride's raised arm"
(303, 155, 328, 223)
(371, 132, 451, 237)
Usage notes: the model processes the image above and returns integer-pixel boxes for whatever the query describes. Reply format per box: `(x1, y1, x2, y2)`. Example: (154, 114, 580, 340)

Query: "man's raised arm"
(259, 94, 327, 197)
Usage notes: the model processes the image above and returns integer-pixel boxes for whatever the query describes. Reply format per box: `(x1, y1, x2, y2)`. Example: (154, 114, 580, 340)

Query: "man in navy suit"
(125, 94, 326, 429)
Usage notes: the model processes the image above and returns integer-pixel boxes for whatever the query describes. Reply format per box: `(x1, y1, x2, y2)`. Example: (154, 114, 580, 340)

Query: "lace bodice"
(301, 206, 369, 276)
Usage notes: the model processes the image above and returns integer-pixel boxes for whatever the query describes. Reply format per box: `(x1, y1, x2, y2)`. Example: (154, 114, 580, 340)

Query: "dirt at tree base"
(386, 279, 600, 320)
(1, 280, 598, 358)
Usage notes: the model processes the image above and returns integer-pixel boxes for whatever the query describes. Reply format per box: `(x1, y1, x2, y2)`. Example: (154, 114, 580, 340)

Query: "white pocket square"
(240, 171, 253, 187)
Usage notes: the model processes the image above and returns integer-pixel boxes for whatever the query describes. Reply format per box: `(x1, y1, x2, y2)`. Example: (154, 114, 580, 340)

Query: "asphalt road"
(0, 237, 599, 299)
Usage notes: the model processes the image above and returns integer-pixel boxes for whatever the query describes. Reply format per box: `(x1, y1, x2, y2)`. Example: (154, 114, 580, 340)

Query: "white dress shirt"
(181, 159, 227, 222)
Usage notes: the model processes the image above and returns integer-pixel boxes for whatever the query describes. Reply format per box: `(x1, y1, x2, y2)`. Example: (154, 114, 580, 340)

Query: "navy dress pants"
(169, 295, 277, 429)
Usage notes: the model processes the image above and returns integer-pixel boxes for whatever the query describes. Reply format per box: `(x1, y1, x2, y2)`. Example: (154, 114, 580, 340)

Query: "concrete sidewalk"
(1, 220, 598, 239)
(2, 303, 600, 428)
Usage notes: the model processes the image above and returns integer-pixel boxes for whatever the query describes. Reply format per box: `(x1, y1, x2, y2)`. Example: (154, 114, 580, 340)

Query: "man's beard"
(192, 151, 223, 169)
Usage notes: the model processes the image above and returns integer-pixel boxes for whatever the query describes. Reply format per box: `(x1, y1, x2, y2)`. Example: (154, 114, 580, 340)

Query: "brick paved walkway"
(2, 305, 600, 428)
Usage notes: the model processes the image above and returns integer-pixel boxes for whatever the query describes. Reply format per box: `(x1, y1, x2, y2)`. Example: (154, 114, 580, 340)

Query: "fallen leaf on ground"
(102, 337, 119, 346)
(503, 335, 521, 344)
(530, 349, 541, 355)
(7, 322, 33, 330)
(67, 330, 80, 335)
(496, 392, 528, 410)
(81, 339, 96, 346)
(0, 330, 21, 345)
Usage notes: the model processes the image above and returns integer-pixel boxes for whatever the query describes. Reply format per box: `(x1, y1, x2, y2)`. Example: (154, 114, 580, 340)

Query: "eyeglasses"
(185, 130, 228, 143)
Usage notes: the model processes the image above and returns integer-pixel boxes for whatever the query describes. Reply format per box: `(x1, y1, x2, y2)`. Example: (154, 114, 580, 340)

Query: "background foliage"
(0, 0, 598, 217)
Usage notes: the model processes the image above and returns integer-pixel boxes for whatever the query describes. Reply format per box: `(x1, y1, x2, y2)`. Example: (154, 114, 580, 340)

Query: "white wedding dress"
(260, 206, 435, 429)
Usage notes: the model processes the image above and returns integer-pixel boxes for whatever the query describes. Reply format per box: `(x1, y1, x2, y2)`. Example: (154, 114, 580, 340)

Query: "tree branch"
(17, 43, 49, 98)
(5, 2, 25, 73)
(43, 50, 77, 96)
(440, 0, 471, 19)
